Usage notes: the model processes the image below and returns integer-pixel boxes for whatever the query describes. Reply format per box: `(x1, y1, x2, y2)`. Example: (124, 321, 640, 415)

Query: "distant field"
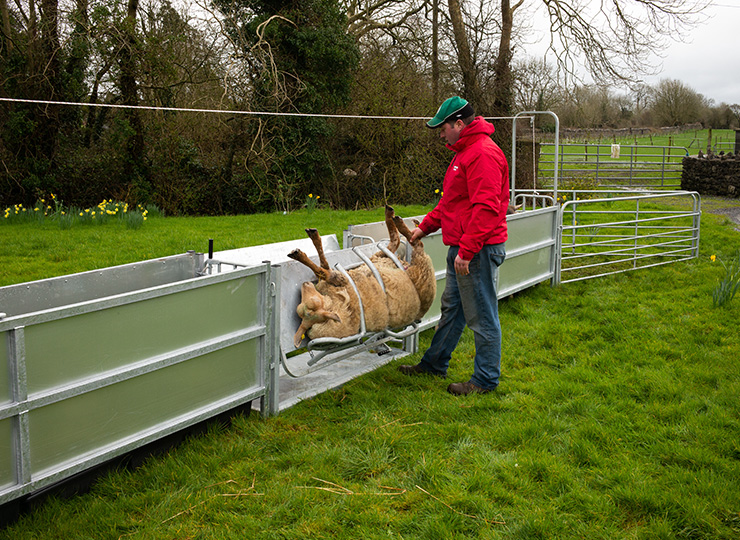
(532, 129, 736, 190)
(554, 128, 736, 153)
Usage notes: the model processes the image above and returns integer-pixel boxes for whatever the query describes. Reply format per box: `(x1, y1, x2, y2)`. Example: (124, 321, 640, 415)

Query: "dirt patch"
(701, 195, 740, 231)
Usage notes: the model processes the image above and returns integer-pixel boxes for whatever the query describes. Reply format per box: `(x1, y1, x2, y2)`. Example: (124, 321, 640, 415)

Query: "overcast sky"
(642, 2, 740, 105)
(525, 1, 740, 106)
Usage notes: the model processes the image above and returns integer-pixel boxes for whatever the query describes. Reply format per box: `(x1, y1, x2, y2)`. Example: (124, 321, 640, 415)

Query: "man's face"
(439, 119, 464, 145)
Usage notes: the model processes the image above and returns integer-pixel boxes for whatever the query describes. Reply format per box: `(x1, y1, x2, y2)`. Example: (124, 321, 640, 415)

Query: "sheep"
(287, 205, 436, 348)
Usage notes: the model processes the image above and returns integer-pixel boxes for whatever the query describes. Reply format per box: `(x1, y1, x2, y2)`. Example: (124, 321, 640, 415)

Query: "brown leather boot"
(446, 381, 493, 395)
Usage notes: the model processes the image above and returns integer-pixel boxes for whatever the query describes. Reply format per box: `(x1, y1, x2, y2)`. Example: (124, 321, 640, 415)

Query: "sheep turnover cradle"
(287, 205, 436, 349)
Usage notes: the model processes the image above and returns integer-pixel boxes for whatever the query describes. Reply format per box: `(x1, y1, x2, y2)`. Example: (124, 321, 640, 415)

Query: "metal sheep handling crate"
(0, 252, 277, 506)
(0, 110, 703, 511)
(6, 197, 679, 508)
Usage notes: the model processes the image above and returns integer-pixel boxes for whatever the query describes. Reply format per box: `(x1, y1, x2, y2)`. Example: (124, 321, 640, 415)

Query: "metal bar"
(8, 327, 30, 486)
(0, 264, 269, 332)
(262, 265, 279, 418)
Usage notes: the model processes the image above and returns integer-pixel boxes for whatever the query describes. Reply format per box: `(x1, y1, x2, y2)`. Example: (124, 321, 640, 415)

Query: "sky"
(642, 2, 740, 105)
(526, 1, 740, 105)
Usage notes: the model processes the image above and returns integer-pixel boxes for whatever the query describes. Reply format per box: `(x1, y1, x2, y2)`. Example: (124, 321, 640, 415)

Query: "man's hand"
(410, 227, 426, 244)
(454, 254, 470, 275)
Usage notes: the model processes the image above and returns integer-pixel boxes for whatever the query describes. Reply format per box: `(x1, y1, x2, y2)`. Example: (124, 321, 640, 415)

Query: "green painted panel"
(0, 332, 9, 403)
(424, 234, 448, 273)
(0, 417, 15, 489)
(499, 247, 551, 290)
(507, 211, 556, 251)
(29, 338, 260, 475)
(424, 276, 446, 324)
(25, 275, 263, 394)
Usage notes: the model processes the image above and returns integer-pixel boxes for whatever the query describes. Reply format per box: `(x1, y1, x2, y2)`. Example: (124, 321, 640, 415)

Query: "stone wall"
(682, 154, 740, 197)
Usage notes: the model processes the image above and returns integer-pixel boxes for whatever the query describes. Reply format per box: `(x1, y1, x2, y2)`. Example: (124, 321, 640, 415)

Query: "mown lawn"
(1, 200, 739, 539)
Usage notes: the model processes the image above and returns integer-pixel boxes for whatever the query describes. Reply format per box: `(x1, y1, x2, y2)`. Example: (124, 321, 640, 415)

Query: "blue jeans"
(418, 244, 506, 389)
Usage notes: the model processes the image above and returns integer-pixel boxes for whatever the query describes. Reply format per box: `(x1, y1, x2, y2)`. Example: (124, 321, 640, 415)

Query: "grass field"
(532, 129, 736, 190)
(1, 199, 740, 539)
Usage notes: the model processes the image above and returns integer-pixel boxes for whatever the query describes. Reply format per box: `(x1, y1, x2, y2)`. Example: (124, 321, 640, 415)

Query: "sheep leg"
(392, 215, 417, 244)
(305, 228, 331, 270)
(384, 205, 400, 253)
(287, 248, 332, 281)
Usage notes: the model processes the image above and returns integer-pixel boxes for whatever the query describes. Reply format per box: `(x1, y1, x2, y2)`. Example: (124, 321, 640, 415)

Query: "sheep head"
(293, 281, 341, 347)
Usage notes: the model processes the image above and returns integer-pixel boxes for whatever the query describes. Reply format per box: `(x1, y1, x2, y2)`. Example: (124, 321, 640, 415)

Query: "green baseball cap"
(426, 96, 475, 128)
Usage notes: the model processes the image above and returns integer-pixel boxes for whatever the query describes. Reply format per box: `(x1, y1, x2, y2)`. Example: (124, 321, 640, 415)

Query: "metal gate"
(556, 191, 701, 284)
(538, 142, 689, 189)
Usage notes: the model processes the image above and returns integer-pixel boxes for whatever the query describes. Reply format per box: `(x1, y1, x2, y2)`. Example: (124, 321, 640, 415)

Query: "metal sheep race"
(0, 112, 701, 509)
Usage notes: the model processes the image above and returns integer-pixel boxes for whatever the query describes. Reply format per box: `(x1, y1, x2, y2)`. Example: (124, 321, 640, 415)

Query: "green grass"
(0, 205, 429, 287)
(534, 129, 736, 190)
(2, 201, 740, 539)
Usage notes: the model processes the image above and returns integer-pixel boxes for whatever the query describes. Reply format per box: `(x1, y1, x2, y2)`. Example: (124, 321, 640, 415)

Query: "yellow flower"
(308, 193, 313, 198)
(435, 189, 440, 194)
(710, 255, 716, 262)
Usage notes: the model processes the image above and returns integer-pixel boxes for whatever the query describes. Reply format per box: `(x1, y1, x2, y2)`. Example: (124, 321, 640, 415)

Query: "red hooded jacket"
(418, 116, 510, 260)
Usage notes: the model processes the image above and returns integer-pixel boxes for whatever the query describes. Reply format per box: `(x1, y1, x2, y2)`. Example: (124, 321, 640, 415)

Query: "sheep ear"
(293, 322, 310, 348)
(317, 310, 341, 323)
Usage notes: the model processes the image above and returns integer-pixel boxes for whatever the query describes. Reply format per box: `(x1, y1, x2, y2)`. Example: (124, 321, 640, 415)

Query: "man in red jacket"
(399, 96, 509, 395)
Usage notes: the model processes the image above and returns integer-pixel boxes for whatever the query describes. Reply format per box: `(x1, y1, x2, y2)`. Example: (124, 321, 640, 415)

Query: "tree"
(513, 57, 561, 113)
(212, 0, 360, 210)
(649, 78, 703, 126)
(423, 0, 710, 119)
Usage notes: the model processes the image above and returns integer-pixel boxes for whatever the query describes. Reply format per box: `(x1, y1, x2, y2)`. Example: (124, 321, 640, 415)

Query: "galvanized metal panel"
(420, 232, 448, 272)
(28, 339, 260, 476)
(210, 235, 340, 269)
(0, 418, 13, 489)
(506, 207, 557, 251)
(0, 253, 204, 318)
(499, 246, 553, 297)
(0, 261, 273, 505)
(0, 332, 8, 404)
(22, 274, 264, 395)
